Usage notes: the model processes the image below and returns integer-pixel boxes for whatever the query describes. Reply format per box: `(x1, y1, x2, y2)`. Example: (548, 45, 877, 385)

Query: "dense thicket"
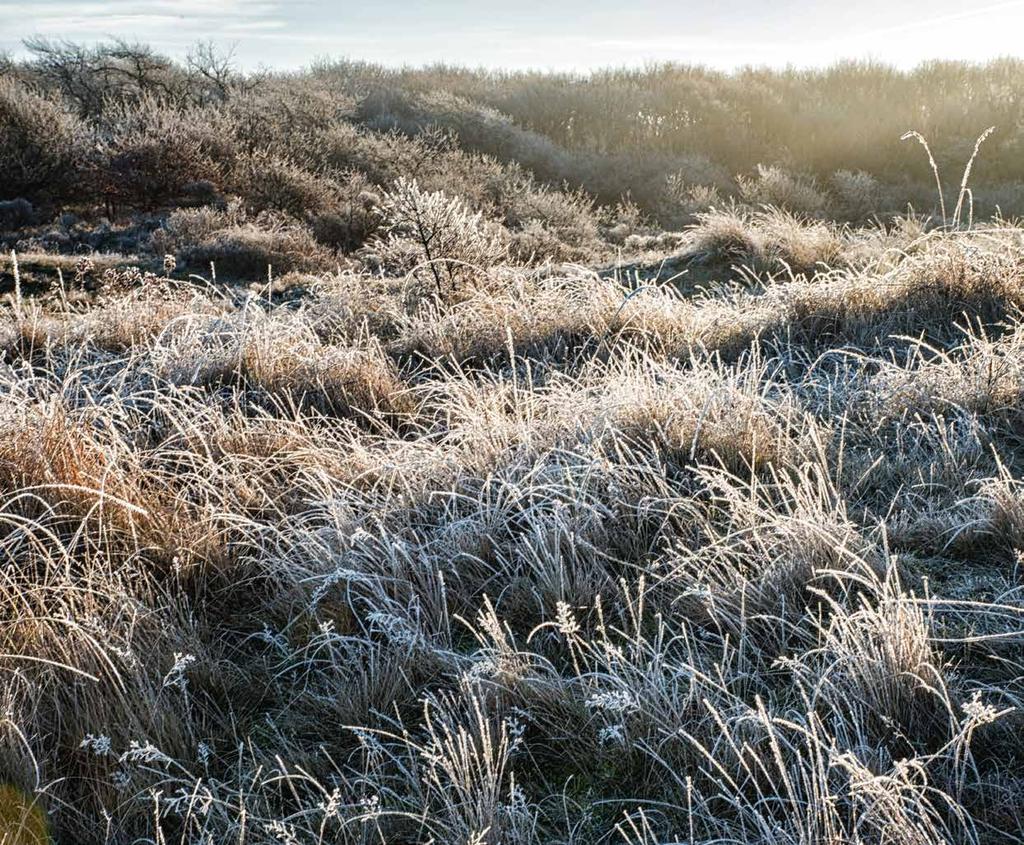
(3, 41, 1024, 233)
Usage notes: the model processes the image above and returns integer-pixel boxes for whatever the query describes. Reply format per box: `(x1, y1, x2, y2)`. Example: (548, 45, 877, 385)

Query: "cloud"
(4, 0, 282, 17)
(3, 0, 1023, 70)
(0, 0, 288, 55)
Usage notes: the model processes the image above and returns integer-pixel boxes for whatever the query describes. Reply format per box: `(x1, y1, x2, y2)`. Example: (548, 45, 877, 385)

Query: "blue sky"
(2, 0, 1024, 71)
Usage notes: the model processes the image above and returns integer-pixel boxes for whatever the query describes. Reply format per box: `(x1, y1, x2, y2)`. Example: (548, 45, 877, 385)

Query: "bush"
(227, 79, 357, 154)
(831, 169, 882, 221)
(366, 177, 509, 298)
(21, 38, 191, 118)
(181, 179, 221, 205)
(94, 98, 235, 210)
(663, 174, 724, 223)
(737, 164, 830, 216)
(309, 172, 382, 252)
(182, 223, 331, 278)
(359, 88, 572, 185)
(0, 198, 35, 230)
(153, 202, 332, 278)
(0, 79, 90, 203)
(232, 151, 338, 217)
(500, 178, 603, 260)
(151, 202, 246, 253)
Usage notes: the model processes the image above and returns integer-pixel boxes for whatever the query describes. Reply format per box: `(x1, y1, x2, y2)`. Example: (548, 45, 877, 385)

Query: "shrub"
(290, 122, 400, 181)
(0, 79, 90, 203)
(94, 98, 235, 211)
(309, 173, 382, 251)
(367, 177, 509, 298)
(737, 164, 830, 216)
(600, 199, 649, 245)
(232, 151, 338, 217)
(0, 198, 35, 230)
(21, 37, 191, 118)
(153, 203, 332, 277)
(663, 174, 723, 223)
(831, 169, 882, 220)
(227, 79, 357, 154)
(359, 88, 572, 184)
(501, 178, 604, 260)
(181, 179, 221, 205)
(150, 201, 247, 255)
(181, 223, 331, 278)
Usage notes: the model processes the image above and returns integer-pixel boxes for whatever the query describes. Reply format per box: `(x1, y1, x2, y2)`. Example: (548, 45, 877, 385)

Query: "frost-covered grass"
(3, 215, 1024, 844)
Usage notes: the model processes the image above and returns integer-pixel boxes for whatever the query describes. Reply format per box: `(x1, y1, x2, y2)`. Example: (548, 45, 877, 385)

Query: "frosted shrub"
(832, 169, 882, 220)
(737, 163, 829, 216)
(0, 78, 90, 202)
(368, 177, 509, 299)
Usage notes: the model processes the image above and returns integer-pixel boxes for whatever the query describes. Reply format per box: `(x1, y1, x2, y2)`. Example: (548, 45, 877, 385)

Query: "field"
(3, 41, 1024, 844)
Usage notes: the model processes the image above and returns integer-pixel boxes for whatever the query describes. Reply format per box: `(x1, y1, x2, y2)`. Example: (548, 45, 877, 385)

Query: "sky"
(2, 0, 1024, 72)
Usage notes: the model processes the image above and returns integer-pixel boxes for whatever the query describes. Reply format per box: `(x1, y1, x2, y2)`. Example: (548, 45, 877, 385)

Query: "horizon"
(3, 0, 1024, 72)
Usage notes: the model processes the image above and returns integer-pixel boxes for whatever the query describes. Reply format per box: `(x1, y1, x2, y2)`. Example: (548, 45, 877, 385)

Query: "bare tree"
(186, 40, 236, 103)
(186, 40, 266, 104)
(22, 38, 186, 116)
